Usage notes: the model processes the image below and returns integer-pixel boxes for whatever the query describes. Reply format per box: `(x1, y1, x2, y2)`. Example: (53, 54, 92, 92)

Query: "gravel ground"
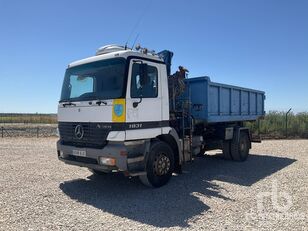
(0, 138, 307, 230)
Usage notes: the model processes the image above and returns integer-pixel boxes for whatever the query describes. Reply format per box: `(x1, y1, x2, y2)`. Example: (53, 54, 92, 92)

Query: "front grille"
(58, 122, 109, 149)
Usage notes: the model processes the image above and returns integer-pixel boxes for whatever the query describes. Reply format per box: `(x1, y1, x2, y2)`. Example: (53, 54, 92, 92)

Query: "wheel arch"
(156, 128, 182, 168)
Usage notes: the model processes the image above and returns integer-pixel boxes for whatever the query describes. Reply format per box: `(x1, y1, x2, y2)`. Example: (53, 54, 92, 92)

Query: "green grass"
(246, 111, 308, 139)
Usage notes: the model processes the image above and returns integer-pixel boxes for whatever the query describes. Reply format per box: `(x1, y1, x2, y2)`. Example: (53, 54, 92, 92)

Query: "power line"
(125, 0, 152, 48)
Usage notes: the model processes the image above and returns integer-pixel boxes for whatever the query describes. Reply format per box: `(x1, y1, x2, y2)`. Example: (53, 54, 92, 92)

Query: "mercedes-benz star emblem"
(74, 125, 84, 139)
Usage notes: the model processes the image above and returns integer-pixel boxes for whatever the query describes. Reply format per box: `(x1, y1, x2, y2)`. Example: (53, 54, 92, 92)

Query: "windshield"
(60, 58, 126, 102)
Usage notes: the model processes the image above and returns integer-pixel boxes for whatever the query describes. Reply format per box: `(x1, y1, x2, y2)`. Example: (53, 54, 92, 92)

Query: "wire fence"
(0, 113, 57, 138)
(0, 125, 58, 138)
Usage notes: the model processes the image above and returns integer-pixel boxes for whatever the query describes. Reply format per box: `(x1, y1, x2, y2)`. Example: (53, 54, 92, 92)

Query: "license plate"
(72, 149, 86, 157)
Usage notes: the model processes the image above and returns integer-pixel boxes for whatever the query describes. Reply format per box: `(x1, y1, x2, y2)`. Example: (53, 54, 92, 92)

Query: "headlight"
(99, 157, 116, 166)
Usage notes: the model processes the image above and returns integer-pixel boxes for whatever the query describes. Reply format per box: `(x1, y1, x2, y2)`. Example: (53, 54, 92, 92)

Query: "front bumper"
(57, 140, 147, 174)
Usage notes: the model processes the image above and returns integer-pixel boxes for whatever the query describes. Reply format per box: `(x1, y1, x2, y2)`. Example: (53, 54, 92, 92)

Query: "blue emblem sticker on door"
(112, 99, 125, 122)
(114, 104, 123, 117)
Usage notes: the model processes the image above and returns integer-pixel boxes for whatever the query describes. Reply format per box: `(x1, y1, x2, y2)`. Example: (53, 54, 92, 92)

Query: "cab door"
(125, 59, 162, 139)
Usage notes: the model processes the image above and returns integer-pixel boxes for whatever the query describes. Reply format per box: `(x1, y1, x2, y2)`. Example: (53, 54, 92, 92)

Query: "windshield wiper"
(83, 96, 108, 106)
(61, 101, 76, 107)
(60, 97, 107, 106)
(95, 100, 107, 106)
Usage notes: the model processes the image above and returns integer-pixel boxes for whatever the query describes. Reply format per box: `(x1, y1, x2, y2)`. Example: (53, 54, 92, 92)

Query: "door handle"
(133, 97, 143, 108)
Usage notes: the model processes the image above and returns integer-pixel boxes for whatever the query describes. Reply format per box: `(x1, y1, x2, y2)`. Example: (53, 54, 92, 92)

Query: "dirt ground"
(0, 138, 307, 230)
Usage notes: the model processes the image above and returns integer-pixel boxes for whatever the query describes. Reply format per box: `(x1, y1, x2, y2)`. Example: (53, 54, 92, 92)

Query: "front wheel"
(139, 140, 174, 187)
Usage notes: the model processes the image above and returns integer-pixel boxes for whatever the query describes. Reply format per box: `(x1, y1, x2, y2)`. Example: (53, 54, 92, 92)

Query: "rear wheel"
(222, 141, 232, 160)
(139, 140, 174, 187)
(230, 131, 250, 161)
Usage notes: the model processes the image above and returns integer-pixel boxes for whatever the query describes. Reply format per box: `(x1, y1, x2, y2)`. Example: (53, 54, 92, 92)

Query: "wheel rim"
(153, 153, 171, 176)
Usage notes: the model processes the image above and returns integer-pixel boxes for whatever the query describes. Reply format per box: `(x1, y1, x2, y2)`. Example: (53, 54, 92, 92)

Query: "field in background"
(0, 113, 57, 124)
(0, 113, 57, 137)
(0, 111, 307, 138)
(246, 111, 308, 139)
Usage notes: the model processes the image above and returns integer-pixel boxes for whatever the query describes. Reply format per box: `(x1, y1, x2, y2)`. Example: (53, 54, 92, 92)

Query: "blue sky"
(0, 0, 307, 113)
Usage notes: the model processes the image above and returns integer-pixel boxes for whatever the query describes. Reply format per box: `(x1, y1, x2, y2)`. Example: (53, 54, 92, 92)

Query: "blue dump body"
(184, 76, 265, 123)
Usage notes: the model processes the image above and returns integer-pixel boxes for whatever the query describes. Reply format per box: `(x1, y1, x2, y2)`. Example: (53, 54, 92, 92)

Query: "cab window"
(131, 63, 158, 98)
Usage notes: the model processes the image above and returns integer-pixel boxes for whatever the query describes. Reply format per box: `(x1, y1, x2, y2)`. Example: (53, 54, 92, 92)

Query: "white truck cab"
(57, 45, 182, 187)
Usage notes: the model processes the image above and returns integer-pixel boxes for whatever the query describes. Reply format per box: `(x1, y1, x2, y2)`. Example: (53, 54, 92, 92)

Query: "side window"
(131, 63, 158, 98)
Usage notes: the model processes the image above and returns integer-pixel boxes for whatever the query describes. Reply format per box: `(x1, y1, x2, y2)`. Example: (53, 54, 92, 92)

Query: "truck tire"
(230, 131, 250, 161)
(139, 140, 175, 187)
(222, 141, 232, 160)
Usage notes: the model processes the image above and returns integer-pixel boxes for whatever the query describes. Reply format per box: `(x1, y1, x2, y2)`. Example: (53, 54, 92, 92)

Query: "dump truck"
(57, 45, 265, 187)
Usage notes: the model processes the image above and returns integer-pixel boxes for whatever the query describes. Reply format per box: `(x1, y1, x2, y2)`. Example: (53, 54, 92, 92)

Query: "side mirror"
(139, 63, 148, 86)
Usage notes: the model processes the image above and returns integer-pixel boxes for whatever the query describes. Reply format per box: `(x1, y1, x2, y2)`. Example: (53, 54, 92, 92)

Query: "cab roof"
(68, 49, 163, 68)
